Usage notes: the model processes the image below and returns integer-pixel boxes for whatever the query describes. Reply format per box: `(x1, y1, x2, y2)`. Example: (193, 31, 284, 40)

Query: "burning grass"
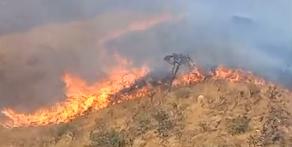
(0, 57, 150, 128)
(1, 75, 291, 147)
(0, 60, 283, 129)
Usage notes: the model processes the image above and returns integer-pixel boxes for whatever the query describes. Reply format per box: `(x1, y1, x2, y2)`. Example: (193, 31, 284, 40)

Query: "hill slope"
(0, 79, 292, 147)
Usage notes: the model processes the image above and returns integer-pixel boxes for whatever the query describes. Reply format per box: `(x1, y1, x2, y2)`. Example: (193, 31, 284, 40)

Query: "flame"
(0, 14, 177, 128)
(173, 67, 205, 86)
(1, 61, 269, 128)
(212, 65, 266, 86)
(1, 57, 149, 128)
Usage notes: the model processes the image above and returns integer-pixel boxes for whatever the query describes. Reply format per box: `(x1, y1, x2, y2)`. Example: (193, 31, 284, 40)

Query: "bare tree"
(164, 53, 196, 89)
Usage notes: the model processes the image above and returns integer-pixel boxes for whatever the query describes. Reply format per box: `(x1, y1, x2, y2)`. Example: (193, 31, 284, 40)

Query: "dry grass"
(226, 116, 250, 135)
(0, 79, 291, 147)
(89, 129, 126, 147)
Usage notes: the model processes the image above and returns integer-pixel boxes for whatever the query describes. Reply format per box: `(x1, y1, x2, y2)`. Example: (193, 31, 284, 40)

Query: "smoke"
(109, 0, 292, 85)
(0, 0, 291, 111)
(0, 9, 176, 111)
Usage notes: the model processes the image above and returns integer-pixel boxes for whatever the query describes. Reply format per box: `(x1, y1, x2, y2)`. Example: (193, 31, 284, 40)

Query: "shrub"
(89, 129, 126, 147)
(153, 110, 174, 138)
(130, 111, 153, 136)
(54, 123, 76, 140)
(198, 122, 209, 132)
(226, 116, 250, 135)
(175, 88, 191, 98)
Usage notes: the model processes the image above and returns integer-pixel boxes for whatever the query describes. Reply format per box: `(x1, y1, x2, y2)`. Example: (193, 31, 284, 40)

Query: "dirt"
(0, 79, 292, 147)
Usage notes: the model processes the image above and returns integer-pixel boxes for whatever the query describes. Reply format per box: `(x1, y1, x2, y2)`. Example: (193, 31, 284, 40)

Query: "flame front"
(173, 67, 205, 86)
(1, 58, 149, 128)
(212, 65, 266, 86)
(1, 62, 269, 128)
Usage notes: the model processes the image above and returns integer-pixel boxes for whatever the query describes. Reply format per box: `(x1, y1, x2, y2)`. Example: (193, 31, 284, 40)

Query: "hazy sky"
(0, 0, 291, 111)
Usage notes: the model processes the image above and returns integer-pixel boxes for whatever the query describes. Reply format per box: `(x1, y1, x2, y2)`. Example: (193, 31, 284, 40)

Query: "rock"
(197, 95, 205, 106)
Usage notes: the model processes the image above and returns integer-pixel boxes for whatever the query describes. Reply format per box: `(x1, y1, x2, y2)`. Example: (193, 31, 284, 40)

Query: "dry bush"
(89, 129, 126, 147)
(132, 111, 153, 136)
(248, 84, 260, 97)
(53, 123, 76, 142)
(175, 88, 191, 98)
(226, 116, 250, 135)
(198, 122, 210, 133)
(153, 110, 174, 138)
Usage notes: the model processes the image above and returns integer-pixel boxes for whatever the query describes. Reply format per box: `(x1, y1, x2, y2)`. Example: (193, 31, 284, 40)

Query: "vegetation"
(226, 116, 250, 135)
(153, 109, 174, 138)
(89, 129, 126, 147)
(1, 79, 291, 147)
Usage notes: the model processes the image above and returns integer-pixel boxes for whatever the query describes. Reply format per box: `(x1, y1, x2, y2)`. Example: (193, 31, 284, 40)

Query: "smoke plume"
(0, 0, 291, 112)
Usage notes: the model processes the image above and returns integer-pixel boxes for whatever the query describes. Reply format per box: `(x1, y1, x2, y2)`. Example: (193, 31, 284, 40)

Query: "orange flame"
(173, 67, 205, 86)
(0, 14, 178, 128)
(1, 57, 149, 128)
(212, 65, 266, 86)
(1, 61, 269, 128)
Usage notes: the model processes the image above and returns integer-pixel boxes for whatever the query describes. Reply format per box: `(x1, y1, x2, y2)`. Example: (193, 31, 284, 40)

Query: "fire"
(173, 67, 205, 86)
(1, 57, 149, 128)
(171, 65, 266, 87)
(212, 65, 266, 86)
(1, 61, 269, 128)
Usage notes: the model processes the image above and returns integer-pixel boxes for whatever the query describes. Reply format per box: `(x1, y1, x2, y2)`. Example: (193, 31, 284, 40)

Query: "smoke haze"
(0, 0, 291, 111)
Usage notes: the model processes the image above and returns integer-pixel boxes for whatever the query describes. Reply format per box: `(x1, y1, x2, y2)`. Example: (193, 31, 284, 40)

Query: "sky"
(0, 0, 291, 111)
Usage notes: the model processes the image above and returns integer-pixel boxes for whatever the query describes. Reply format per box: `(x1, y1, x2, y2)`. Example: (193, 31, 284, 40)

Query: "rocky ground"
(0, 79, 292, 147)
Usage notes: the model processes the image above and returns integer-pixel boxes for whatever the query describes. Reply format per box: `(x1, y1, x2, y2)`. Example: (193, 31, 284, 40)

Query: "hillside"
(0, 77, 291, 147)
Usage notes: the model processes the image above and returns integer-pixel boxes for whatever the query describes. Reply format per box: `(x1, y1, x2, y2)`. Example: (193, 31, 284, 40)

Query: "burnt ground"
(0, 79, 292, 147)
